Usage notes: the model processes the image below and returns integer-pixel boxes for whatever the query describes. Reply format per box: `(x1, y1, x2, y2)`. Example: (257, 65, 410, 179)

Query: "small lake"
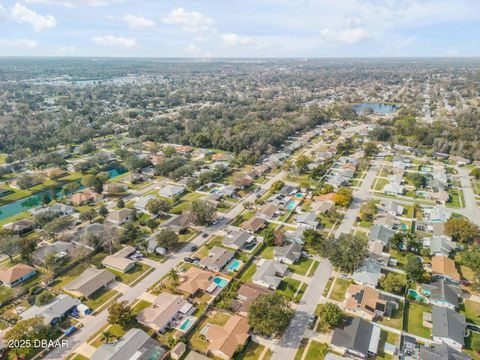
(0, 168, 127, 221)
(352, 102, 399, 115)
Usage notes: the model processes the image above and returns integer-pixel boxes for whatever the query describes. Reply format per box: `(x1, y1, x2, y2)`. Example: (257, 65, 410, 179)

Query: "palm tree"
(102, 330, 112, 344)
(167, 268, 179, 285)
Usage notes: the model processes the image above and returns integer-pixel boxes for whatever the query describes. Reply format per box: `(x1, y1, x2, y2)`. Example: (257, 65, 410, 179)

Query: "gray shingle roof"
(432, 306, 467, 346)
(331, 317, 374, 357)
(420, 343, 471, 360)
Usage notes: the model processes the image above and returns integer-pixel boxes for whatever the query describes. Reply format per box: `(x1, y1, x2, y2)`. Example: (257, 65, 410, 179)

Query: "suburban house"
(367, 240, 390, 265)
(422, 280, 462, 310)
(222, 230, 255, 250)
(432, 306, 467, 351)
(3, 219, 36, 234)
(234, 283, 273, 317)
(368, 225, 395, 246)
(344, 284, 390, 320)
(374, 213, 401, 230)
(69, 189, 102, 206)
(432, 256, 461, 284)
(103, 182, 128, 194)
(252, 259, 288, 290)
(273, 243, 302, 265)
(161, 213, 190, 233)
(158, 184, 185, 198)
(0, 263, 36, 287)
(136, 293, 195, 333)
(178, 267, 214, 295)
(352, 260, 383, 288)
(331, 317, 381, 359)
(33, 241, 75, 265)
(91, 328, 166, 360)
(134, 195, 157, 213)
(198, 246, 235, 272)
(427, 207, 451, 223)
(420, 343, 471, 360)
(258, 203, 280, 220)
(102, 246, 137, 273)
(383, 182, 404, 196)
(384, 201, 404, 216)
(20, 294, 81, 325)
(202, 315, 250, 360)
(106, 208, 135, 225)
(64, 267, 115, 298)
(295, 211, 319, 229)
(423, 235, 456, 257)
(241, 216, 266, 233)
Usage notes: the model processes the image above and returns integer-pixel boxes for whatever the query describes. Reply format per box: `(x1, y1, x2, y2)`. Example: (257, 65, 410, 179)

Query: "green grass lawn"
(294, 283, 308, 303)
(377, 302, 404, 330)
(84, 288, 119, 310)
(373, 177, 389, 191)
(328, 278, 352, 301)
(307, 260, 320, 277)
(293, 338, 308, 360)
(447, 188, 463, 208)
(304, 341, 328, 360)
(376, 330, 400, 360)
(288, 257, 313, 276)
(259, 246, 274, 259)
(322, 277, 334, 297)
(239, 263, 257, 282)
(276, 277, 301, 301)
(465, 331, 480, 360)
(234, 341, 265, 360)
(460, 300, 480, 325)
(0, 286, 14, 304)
(404, 302, 431, 338)
(108, 263, 152, 285)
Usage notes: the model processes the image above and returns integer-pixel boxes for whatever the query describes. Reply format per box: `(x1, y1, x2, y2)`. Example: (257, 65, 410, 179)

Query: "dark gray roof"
(427, 280, 461, 308)
(331, 317, 373, 357)
(91, 328, 166, 360)
(432, 306, 467, 346)
(420, 344, 471, 360)
(368, 225, 395, 245)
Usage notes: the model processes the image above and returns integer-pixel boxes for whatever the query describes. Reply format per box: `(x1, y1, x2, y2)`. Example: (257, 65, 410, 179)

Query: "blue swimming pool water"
(286, 200, 297, 210)
(213, 276, 229, 288)
(179, 319, 192, 331)
(295, 193, 303, 198)
(226, 259, 241, 271)
(408, 289, 424, 301)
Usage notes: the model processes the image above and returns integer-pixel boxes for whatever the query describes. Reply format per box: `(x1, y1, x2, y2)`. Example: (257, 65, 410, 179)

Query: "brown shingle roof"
(0, 264, 35, 285)
(206, 315, 250, 358)
(432, 256, 460, 282)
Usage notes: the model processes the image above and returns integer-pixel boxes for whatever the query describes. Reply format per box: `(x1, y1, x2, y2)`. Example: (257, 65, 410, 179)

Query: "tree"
(20, 237, 37, 262)
(102, 330, 113, 344)
(248, 294, 294, 337)
(62, 181, 81, 196)
(262, 227, 275, 246)
(146, 198, 169, 216)
(444, 217, 479, 243)
(462, 245, 480, 290)
(390, 232, 404, 250)
(107, 300, 133, 327)
(364, 142, 378, 158)
(117, 198, 125, 208)
(167, 268, 179, 285)
(190, 200, 216, 225)
(379, 273, 407, 294)
(333, 188, 353, 207)
(295, 155, 311, 174)
(35, 291, 55, 305)
(359, 200, 378, 222)
(80, 208, 97, 223)
(270, 180, 285, 192)
(407, 173, 427, 189)
(42, 216, 72, 240)
(98, 205, 109, 217)
(328, 233, 368, 273)
(81, 174, 103, 193)
(156, 229, 179, 250)
(0, 232, 20, 262)
(315, 302, 344, 330)
(4, 317, 51, 359)
(469, 167, 480, 180)
(405, 253, 424, 282)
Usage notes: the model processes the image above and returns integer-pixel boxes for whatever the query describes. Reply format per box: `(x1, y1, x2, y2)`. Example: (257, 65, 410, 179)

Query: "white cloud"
(163, 7, 214, 34)
(25, 0, 121, 6)
(0, 4, 7, 19)
(122, 14, 155, 29)
(91, 35, 136, 48)
(0, 38, 39, 49)
(221, 33, 269, 50)
(320, 27, 369, 44)
(57, 45, 78, 54)
(184, 44, 212, 57)
(10, 3, 56, 31)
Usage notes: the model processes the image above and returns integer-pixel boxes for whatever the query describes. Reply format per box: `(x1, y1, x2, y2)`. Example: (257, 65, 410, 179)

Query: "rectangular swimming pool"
(179, 318, 193, 331)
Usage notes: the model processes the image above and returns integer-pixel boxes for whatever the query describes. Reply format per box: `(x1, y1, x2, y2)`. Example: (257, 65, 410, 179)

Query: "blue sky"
(0, 0, 479, 57)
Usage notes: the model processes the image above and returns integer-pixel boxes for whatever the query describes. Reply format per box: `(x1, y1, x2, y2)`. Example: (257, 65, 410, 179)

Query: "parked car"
(190, 244, 198, 251)
(301, 251, 311, 258)
(184, 257, 194, 263)
(202, 233, 209, 238)
(64, 326, 77, 336)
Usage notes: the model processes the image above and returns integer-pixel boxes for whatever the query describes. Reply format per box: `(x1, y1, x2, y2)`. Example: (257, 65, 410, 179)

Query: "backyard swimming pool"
(179, 318, 193, 331)
(286, 200, 298, 210)
(213, 276, 229, 288)
(226, 259, 242, 272)
(294, 193, 303, 198)
(408, 289, 428, 303)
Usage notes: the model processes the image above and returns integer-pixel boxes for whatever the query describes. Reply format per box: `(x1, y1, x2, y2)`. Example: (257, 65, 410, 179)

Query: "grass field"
(276, 277, 302, 302)
(234, 341, 265, 360)
(303, 341, 328, 360)
(84, 288, 119, 310)
(239, 262, 257, 282)
(404, 302, 431, 338)
(288, 257, 313, 276)
(328, 278, 351, 301)
(108, 263, 152, 285)
(460, 300, 480, 325)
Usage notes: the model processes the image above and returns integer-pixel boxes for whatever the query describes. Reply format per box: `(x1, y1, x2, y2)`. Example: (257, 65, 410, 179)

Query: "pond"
(0, 167, 127, 221)
(352, 102, 399, 115)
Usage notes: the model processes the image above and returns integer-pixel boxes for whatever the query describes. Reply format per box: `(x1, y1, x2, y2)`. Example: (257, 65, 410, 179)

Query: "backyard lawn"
(404, 302, 431, 338)
(376, 330, 400, 360)
(460, 300, 480, 325)
(465, 331, 480, 360)
(276, 278, 302, 302)
(377, 302, 404, 330)
(328, 278, 352, 301)
(259, 246, 274, 259)
(239, 263, 257, 282)
(109, 263, 152, 285)
(303, 341, 328, 360)
(288, 257, 313, 276)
